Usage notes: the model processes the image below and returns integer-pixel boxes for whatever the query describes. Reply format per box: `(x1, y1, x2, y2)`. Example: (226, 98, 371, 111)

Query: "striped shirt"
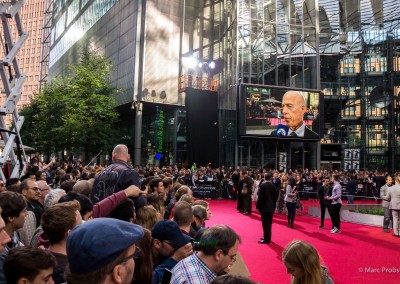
(170, 252, 217, 284)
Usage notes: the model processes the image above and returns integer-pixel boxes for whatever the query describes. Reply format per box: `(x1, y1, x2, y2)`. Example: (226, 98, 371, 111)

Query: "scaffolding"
(0, 0, 27, 180)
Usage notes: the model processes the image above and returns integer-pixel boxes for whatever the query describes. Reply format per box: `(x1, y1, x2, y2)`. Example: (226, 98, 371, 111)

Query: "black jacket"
(257, 181, 279, 213)
(318, 185, 332, 205)
(346, 180, 357, 195)
(91, 160, 140, 203)
(272, 177, 281, 190)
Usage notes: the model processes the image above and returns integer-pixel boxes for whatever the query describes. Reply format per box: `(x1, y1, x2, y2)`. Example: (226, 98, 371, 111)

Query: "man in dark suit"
(256, 173, 279, 244)
(318, 178, 332, 229)
(272, 90, 319, 138)
(373, 171, 386, 204)
(236, 170, 247, 213)
(271, 171, 281, 190)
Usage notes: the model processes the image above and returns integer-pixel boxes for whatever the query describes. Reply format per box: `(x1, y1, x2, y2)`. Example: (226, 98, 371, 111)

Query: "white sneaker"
(331, 229, 341, 234)
(330, 227, 337, 233)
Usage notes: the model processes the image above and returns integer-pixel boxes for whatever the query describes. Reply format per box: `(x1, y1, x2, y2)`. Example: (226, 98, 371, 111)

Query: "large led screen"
(238, 84, 323, 140)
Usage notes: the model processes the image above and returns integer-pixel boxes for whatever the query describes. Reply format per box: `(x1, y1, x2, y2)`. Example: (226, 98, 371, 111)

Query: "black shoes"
(258, 238, 270, 244)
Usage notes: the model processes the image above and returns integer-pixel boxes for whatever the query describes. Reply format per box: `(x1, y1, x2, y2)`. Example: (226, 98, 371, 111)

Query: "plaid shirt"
(170, 252, 217, 284)
(18, 211, 36, 246)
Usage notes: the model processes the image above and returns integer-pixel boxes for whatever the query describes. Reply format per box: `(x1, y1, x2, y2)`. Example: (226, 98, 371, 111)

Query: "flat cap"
(67, 218, 144, 273)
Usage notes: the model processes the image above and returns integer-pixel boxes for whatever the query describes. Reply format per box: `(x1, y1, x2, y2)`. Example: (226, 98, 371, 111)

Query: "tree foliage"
(20, 47, 119, 156)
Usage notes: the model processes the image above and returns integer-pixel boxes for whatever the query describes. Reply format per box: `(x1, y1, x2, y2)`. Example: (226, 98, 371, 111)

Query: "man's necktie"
(289, 132, 297, 137)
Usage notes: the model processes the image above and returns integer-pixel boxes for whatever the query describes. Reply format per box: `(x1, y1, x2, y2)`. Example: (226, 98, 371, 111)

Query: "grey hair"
(192, 204, 207, 220)
(44, 189, 66, 209)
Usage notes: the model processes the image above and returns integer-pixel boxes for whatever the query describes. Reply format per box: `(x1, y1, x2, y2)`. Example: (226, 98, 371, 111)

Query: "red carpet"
(207, 200, 400, 284)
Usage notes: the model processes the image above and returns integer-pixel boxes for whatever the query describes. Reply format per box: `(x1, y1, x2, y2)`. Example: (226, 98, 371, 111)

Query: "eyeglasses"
(163, 240, 180, 251)
(39, 187, 50, 191)
(108, 247, 142, 274)
(220, 249, 237, 263)
(29, 187, 41, 191)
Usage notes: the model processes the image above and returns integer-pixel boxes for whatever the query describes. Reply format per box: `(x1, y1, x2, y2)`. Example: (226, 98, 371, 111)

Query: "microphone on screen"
(275, 124, 289, 137)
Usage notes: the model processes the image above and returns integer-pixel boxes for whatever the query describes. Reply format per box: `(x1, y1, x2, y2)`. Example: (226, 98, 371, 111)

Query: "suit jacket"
(272, 178, 281, 190)
(380, 184, 391, 208)
(257, 181, 279, 213)
(387, 185, 400, 210)
(304, 127, 320, 139)
(318, 185, 331, 205)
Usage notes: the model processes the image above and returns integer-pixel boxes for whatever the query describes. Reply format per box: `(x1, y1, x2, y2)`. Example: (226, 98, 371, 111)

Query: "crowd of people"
(246, 99, 318, 121)
(229, 167, 399, 238)
(0, 144, 398, 283)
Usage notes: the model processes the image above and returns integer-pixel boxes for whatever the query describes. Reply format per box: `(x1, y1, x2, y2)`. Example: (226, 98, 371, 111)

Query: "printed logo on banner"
(352, 161, 359, 171)
(343, 148, 360, 171)
(352, 149, 360, 160)
(279, 152, 287, 163)
(344, 161, 352, 171)
(344, 149, 352, 160)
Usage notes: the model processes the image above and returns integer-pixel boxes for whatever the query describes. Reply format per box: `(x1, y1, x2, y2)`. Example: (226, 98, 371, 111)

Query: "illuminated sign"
(238, 84, 323, 140)
(155, 106, 164, 160)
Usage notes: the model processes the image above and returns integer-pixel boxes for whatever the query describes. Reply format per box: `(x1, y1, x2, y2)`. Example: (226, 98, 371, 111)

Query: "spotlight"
(183, 56, 198, 69)
(142, 88, 149, 97)
(160, 91, 166, 100)
(208, 61, 216, 69)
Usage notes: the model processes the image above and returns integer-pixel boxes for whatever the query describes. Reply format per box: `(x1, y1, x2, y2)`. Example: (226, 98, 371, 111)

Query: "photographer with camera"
(151, 220, 193, 284)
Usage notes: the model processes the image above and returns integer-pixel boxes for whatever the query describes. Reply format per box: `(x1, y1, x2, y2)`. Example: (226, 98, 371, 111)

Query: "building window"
(366, 66, 375, 72)
(344, 67, 355, 73)
(344, 57, 355, 64)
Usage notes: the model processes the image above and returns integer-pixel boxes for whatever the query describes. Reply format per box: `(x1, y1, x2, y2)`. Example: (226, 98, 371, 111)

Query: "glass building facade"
(49, 0, 187, 166)
(182, 0, 400, 171)
(48, 0, 400, 171)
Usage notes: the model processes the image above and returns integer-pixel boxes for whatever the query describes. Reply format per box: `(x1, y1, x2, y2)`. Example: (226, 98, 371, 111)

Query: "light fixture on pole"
(369, 86, 392, 108)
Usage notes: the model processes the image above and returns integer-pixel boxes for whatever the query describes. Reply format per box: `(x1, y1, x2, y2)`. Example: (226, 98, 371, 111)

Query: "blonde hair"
(282, 240, 323, 284)
(135, 205, 159, 230)
(179, 194, 194, 204)
(395, 174, 400, 185)
(193, 199, 209, 209)
(281, 175, 288, 188)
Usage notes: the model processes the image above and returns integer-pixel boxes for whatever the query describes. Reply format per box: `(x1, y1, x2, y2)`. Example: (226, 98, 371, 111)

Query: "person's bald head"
(112, 144, 130, 162)
(282, 91, 307, 131)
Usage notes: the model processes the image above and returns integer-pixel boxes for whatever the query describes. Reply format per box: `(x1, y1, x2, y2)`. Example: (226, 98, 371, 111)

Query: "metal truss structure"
(0, 0, 27, 180)
(39, 0, 53, 90)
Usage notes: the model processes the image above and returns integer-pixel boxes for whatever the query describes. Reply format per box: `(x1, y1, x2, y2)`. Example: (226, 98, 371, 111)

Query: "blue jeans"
(347, 195, 354, 204)
(383, 208, 392, 230)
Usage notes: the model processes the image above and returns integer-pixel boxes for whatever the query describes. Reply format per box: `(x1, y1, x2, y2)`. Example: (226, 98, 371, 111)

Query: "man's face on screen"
(282, 91, 306, 131)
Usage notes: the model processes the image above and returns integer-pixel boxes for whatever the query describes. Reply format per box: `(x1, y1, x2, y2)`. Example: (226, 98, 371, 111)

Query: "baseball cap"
(67, 218, 144, 274)
(151, 220, 192, 248)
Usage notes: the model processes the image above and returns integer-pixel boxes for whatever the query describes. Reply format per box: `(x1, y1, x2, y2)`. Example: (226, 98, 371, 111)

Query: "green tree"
(20, 47, 119, 160)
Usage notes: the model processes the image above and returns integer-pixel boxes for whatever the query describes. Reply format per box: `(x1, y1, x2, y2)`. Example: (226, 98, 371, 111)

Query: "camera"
(192, 241, 200, 251)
